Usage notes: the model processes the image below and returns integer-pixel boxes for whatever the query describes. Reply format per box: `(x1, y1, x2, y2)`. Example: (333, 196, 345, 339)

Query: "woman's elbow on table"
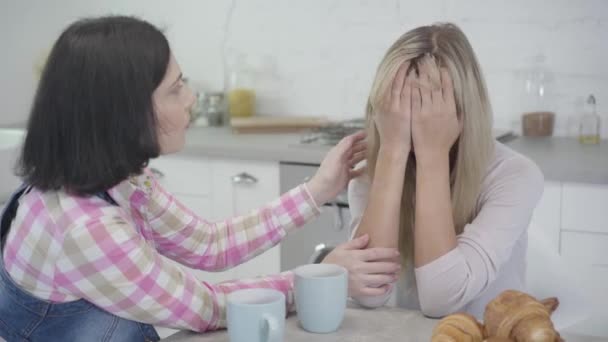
(416, 253, 476, 318)
(418, 278, 475, 318)
(418, 279, 472, 318)
(418, 294, 460, 318)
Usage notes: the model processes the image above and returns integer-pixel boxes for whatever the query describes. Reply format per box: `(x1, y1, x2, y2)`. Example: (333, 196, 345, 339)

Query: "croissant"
(484, 290, 562, 342)
(431, 313, 485, 342)
(540, 298, 559, 314)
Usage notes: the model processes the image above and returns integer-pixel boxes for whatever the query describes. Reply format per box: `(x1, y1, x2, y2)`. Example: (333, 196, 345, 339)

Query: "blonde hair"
(365, 23, 494, 265)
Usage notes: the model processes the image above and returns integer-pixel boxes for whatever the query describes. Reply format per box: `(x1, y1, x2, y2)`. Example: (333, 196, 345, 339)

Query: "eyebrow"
(171, 73, 183, 87)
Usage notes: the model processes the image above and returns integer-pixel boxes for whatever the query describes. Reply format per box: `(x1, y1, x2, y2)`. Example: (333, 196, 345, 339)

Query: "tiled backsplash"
(1, 0, 607, 136)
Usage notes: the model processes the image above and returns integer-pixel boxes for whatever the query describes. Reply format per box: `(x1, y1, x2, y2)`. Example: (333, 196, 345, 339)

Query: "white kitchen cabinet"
(560, 231, 608, 267)
(0, 129, 24, 204)
(561, 183, 608, 234)
(210, 159, 281, 279)
(529, 182, 608, 259)
(148, 156, 212, 196)
(526, 181, 608, 335)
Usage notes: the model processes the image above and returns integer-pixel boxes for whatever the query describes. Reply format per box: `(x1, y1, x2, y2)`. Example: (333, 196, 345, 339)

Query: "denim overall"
(0, 185, 160, 341)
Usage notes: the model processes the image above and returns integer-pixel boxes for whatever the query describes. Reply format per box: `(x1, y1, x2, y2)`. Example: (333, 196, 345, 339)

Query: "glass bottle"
(579, 95, 601, 144)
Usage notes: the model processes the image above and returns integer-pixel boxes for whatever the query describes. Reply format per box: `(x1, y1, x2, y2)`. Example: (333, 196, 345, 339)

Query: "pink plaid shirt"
(2, 170, 320, 332)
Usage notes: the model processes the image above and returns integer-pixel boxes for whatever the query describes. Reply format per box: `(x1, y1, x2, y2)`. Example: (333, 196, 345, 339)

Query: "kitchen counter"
(506, 137, 608, 184)
(161, 304, 602, 342)
(178, 126, 328, 164)
(4, 124, 607, 184)
(178, 127, 608, 184)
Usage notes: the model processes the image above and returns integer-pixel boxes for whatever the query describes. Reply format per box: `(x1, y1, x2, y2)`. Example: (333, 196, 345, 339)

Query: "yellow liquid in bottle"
(579, 134, 600, 145)
(228, 88, 255, 118)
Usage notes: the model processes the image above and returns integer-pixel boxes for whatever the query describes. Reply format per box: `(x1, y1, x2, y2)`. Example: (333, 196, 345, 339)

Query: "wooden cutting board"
(230, 116, 330, 134)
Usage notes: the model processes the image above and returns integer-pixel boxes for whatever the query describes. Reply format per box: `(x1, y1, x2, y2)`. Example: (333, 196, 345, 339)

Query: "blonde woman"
(323, 23, 544, 319)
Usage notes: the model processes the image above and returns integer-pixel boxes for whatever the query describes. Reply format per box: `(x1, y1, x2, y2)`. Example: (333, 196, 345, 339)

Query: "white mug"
(294, 264, 348, 333)
(227, 289, 285, 342)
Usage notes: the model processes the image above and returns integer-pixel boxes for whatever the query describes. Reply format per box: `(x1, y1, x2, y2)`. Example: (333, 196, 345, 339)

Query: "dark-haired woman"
(0, 16, 399, 341)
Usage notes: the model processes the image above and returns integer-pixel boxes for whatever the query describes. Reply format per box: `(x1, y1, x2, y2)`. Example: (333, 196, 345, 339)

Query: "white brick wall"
(1, 0, 607, 136)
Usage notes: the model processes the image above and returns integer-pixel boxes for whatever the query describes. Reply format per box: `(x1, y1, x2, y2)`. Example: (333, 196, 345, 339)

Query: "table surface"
(161, 305, 604, 342)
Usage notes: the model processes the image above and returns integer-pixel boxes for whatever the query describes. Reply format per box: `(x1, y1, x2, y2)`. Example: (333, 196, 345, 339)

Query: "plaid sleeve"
(109, 170, 321, 271)
(54, 213, 296, 332)
(212, 271, 296, 329)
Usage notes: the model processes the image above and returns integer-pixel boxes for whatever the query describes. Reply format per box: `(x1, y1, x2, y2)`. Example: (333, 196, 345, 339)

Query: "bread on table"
(431, 313, 484, 342)
(430, 290, 562, 342)
(483, 337, 514, 342)
(484, 290, 562, 342)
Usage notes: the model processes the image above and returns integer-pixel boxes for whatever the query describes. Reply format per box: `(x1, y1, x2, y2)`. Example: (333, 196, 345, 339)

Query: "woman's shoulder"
(491, 143, 543, 179)
(481, 142, 544, 198)
(347, 161, 372, 213)
(17, 186, 127, 232)
(107, 169, 157, 206)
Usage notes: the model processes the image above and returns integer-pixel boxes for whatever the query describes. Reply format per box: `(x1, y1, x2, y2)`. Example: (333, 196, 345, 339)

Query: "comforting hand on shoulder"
(307, 131, 367, 206)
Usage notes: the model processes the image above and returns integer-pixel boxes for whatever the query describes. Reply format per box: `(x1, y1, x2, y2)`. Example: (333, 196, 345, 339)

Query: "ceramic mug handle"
(260, 314, 281, 342)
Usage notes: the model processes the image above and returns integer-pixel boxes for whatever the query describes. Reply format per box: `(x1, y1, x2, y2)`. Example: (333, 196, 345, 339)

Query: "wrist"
(305, 176, 332, 206)
(415, 151, 450, 170)
(378, 145, 410, 162)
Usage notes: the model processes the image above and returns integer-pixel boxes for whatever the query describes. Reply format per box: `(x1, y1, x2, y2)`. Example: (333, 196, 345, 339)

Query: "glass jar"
(519, 55, 556, 136)
(202, 92, 226, 126)
(226, 55, 257, 118)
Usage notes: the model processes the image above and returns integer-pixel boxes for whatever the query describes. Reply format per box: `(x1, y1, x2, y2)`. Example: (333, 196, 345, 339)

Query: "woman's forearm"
(354, 147, 409, 248)
(413, 154, 457, 267)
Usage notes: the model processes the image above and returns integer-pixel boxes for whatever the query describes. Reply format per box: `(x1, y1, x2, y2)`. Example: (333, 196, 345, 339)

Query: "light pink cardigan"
(349, 142, 544, 319)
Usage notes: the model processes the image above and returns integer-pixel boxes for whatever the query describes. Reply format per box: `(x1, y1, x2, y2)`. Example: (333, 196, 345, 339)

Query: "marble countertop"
(161, 305, 603, 342)
(176, 127, 608, 184)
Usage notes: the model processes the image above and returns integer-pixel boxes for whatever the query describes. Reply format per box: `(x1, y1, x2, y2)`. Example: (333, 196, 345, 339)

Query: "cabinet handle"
(231, 172, 258, 185)
(150, 167, 165, 179)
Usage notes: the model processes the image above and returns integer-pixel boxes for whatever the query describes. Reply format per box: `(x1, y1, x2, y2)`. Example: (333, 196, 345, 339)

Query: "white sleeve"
(414, 156, 544, 317)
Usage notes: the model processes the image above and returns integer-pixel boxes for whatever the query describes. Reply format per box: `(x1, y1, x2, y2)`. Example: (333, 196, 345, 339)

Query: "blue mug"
(294, 264, 348, 333)
(227, 289, 285, 342)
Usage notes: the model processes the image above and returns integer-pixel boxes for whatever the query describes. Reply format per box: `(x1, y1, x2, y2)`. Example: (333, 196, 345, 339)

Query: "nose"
(185, 85, 196, 111)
